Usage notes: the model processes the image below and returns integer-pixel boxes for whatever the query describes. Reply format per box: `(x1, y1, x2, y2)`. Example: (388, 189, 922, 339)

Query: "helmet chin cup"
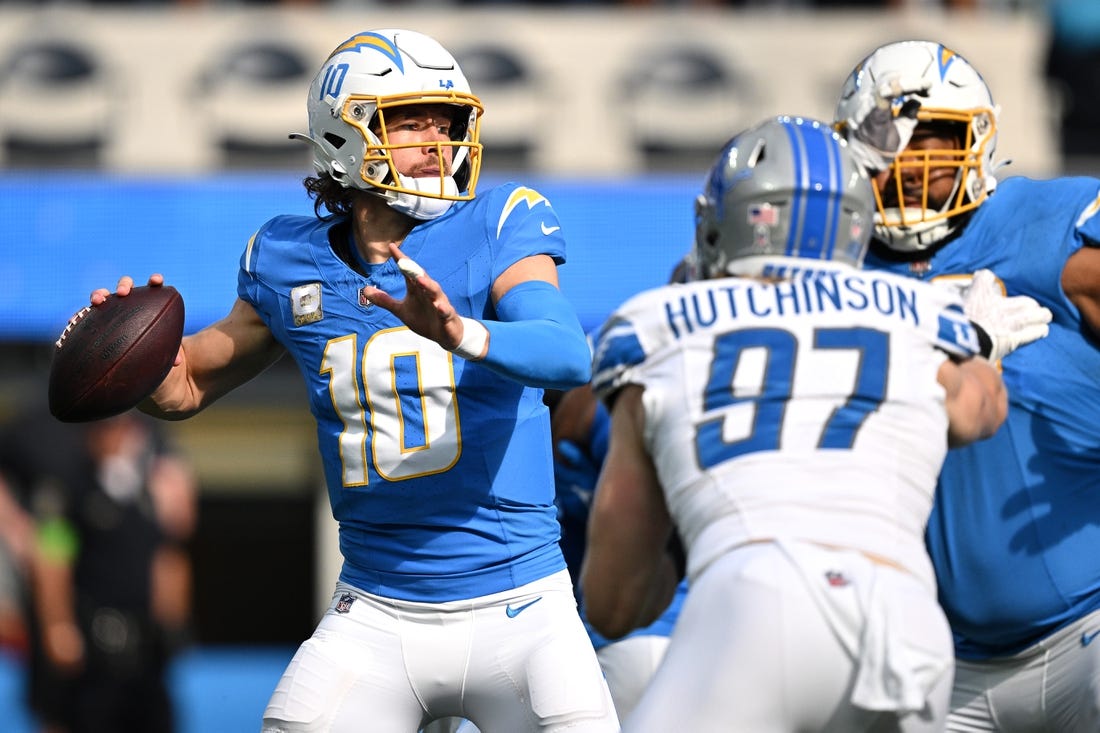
(389, 175, 461, 220)
(875, 208, 955, 252)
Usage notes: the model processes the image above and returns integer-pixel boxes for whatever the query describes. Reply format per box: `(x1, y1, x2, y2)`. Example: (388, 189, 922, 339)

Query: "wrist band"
(451, 317, 489, 361)
(970, 320, 993, 360)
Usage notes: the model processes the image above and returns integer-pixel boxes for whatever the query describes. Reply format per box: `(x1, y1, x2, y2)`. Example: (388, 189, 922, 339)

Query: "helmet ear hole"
(323, 132, 347, 150)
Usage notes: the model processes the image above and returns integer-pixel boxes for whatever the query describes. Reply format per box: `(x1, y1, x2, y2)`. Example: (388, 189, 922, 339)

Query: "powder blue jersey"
(865, 175, 1100, 658)
(237, 183, 570, 602)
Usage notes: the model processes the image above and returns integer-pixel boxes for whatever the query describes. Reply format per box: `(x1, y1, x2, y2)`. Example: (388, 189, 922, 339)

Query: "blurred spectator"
(1044, 0, 1100, 173)
(0, 474, 33, 654)
(881, 0, 980, 7)
(0, 408, 197, 733)
(0, 36, 110, 170)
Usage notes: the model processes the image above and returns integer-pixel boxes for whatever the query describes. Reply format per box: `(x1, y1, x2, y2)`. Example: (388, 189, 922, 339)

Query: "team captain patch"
(291, 283, 323, 326)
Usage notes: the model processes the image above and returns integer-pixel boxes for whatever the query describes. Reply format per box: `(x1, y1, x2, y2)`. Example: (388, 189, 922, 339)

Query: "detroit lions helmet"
(693, 116, 874, 279)
(292, 29, 484, 220)
(834, 40, 999, 251)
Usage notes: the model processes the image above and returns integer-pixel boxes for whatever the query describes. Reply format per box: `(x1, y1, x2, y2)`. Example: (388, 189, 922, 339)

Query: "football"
(48, 285, 185, 423)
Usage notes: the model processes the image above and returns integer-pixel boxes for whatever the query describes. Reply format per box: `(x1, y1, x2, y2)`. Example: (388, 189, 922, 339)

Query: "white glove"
(843, 74, 931, 171)
(963, 269, 1052, 362)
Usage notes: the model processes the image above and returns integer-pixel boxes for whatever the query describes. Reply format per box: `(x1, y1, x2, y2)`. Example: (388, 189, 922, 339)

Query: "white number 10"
(320, 328, 461, 487)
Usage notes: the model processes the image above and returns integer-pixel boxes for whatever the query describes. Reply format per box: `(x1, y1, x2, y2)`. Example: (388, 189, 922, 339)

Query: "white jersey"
(591, 264, 980, 591)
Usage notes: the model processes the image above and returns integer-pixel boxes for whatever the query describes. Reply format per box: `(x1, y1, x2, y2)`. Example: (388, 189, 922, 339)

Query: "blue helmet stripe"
(797, 121, 835, 261)
(782, 120, 806, 258)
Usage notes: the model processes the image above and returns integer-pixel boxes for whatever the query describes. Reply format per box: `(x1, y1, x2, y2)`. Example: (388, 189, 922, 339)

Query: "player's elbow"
(552, 333, 593, 390)
(523, 323, 592, 390)
(479, 320, 591, 390)
(581, 563, 642, 640)
(587, 615, 633, 642)
(582, 592, 636, 641)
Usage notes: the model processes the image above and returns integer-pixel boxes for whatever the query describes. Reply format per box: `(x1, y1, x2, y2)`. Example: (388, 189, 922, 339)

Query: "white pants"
(948, 607, 1100, 732)
(443, 629, 668, 733)
(596, 635, 669, 722)
(624, 541, 953, 733)
(262, 570, 618, 732)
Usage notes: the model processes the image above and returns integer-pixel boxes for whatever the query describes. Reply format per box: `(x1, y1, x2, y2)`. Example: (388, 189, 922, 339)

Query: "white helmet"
(291, 29, 484, 220)
(834, 41, 999, 252)
(693, 116, 874, 280)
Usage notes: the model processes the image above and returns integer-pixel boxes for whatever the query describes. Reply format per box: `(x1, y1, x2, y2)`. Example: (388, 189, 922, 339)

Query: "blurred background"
(0, 0, 1093, 731)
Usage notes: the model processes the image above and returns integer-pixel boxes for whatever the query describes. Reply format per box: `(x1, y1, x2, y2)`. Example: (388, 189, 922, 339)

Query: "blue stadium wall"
(1, 174, 699, 342)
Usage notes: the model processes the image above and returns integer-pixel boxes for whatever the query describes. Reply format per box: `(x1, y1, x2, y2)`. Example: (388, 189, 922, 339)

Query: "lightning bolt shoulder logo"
(505, 596, 543, 618)
(497, 187, 550, 239)
(1076, 191, 1100, 229)
(243, 231, 260, 274)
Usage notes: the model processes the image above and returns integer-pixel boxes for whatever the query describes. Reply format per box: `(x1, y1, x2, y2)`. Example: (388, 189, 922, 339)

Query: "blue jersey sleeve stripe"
(591, 319, 646, 399)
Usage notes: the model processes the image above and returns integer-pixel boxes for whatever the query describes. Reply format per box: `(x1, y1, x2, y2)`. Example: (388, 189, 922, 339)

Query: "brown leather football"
(48, 285, 184, 423)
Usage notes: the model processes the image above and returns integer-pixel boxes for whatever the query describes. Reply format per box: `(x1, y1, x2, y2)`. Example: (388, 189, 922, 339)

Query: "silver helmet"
(693, 115, 875, 279)
(291, 29, 484, 220)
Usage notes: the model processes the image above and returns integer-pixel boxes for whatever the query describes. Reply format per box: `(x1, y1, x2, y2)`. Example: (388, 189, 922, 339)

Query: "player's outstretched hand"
(90, 274, 167, 305)
(88, 275, 183, 371)
(360, 244, 465, 352)
(52, 274, 185, 422)
(964, 269, 1052, 362)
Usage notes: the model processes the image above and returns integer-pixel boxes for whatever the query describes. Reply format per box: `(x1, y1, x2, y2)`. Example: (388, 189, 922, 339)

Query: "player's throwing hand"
(359, 243, 467, 354)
